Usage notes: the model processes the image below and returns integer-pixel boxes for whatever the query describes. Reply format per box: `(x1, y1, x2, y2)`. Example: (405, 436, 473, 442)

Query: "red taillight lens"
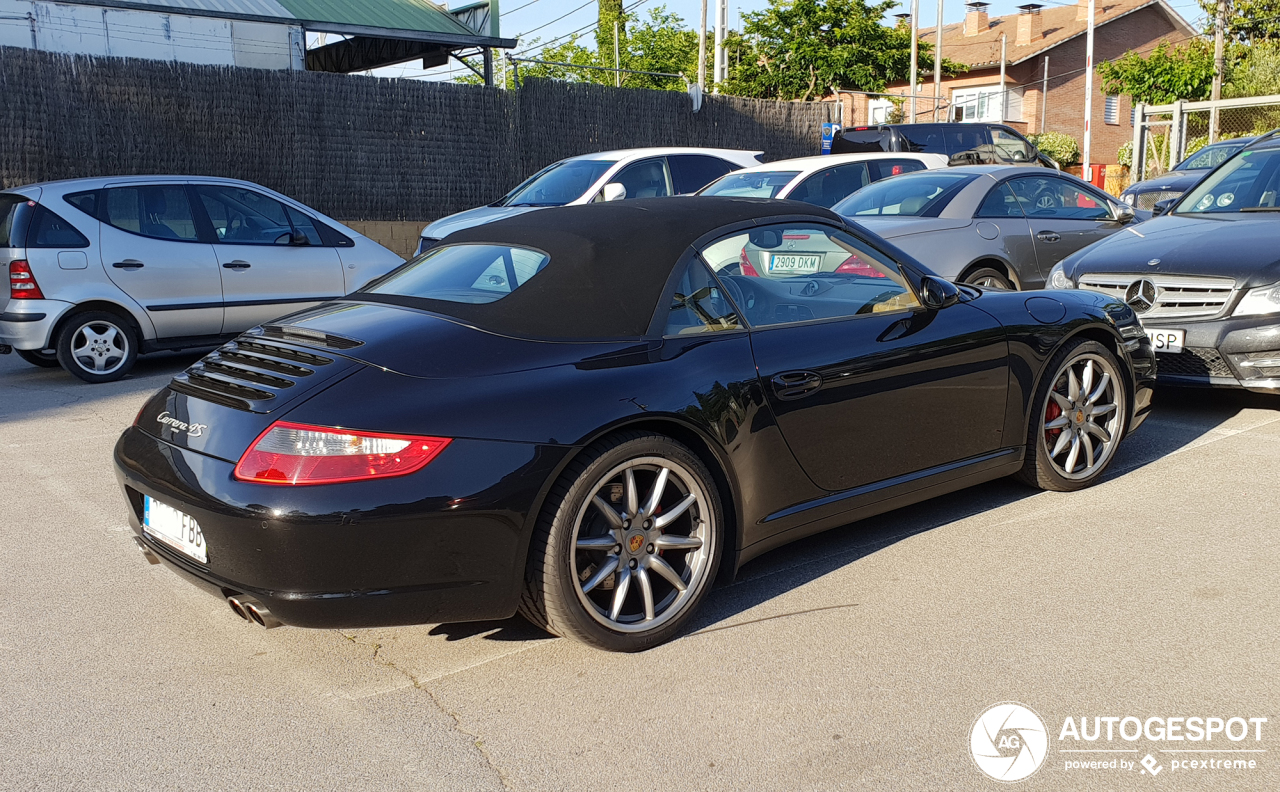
(738, 247, 760, 277)
(9, 260, 44, 299)
(233, 421, 451, 486)
(835, 254, 887, 278)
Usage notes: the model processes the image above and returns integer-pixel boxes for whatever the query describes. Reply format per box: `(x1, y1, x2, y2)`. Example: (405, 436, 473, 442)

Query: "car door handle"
(222, 260, 251, 269)
(771, 371, 823, 400)
(1036, 231, 1061, 243)
(112, 259, 144, 269)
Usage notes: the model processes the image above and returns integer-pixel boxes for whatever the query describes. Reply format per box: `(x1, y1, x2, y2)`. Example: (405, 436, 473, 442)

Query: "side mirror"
(1152, 197, 1177, 216)
(275, 231, 311, 246)
(1112, 203, 1136, 224)
(602, 182, 627, 202)
(920, 275, 961, 310)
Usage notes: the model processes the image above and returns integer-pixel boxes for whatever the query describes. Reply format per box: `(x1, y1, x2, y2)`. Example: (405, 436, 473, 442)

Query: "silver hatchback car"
(0, 176, 402, 382)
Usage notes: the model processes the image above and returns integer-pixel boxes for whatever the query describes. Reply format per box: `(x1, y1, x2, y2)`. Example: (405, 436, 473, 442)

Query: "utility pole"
(909, 0, 920, 123)
(713, 0, 727, 89)
(1040, 56, 1048, 133)
(932, 0, 943, 121)
(1082, 0, 1095, 180)
(698, 0, 707, 91)
(1210, 0, 1227, 142)
(999, 34, 1006, 121)
(614, 21, 621, 87)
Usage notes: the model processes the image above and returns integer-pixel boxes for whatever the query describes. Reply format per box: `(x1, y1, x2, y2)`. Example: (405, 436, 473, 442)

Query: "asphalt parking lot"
(1, 349, 1277, 791)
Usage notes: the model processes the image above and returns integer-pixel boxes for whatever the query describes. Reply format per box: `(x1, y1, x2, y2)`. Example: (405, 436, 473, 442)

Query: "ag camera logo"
(970, 702, 1049, 782)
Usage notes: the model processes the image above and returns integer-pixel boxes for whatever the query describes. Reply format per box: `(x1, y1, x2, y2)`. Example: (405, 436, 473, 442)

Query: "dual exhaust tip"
(132, 536, 282, 629)
(226, 594, 282, 629)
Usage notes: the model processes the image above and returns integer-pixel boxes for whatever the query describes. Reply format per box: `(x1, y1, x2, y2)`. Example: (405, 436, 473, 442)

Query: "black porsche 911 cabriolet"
(115, 197, 1155, 651)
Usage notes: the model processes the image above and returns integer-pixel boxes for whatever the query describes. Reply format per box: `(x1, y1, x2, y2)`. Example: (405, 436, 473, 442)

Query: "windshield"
(832, 172, 976, 217)
(363, 243, 550, 304)
(498, 159, 615, 207)
(699, 171, 800, 198)
(1175, 146, 1280, 214)
(1176, 142, 1248, 171)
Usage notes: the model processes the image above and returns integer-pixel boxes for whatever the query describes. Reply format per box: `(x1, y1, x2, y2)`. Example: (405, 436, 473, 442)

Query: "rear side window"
(29, 206, 89, 248)
(104, 186, 200, 241)
(363, 244, 550, 304)
(64, 190, 99, 218)
(669, 155, 738, 194)
(834, 172, 976, 217)
(788, 162, 871, 208)
(898, 125, 949, 154)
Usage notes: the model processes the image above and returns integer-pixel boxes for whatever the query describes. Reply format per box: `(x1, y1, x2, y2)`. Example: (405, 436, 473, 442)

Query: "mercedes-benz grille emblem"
(1125, 278, 1159, 313)
(1147, 258, 1161, 267)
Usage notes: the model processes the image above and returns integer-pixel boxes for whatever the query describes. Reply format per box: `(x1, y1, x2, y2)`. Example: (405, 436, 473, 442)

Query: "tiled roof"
(917, 0, 1196, 68)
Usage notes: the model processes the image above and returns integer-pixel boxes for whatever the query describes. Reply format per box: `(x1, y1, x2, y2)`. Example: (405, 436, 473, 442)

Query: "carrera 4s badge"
(157, 411, 208, 438)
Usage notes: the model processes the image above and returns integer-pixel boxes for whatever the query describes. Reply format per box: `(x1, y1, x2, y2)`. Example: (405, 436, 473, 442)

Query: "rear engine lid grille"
(165, 336, 354, 414)
(1078, 273, 1237, 320)
(261, 324, 363, 350)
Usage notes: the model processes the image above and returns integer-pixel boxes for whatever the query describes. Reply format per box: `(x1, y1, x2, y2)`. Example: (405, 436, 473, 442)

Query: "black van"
(833, 123, 1057, 168)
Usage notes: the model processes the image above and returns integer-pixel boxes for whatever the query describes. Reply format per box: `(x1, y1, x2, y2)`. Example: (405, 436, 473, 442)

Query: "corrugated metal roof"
(66, 0, 479, 37)
(275, 0, 476, 36)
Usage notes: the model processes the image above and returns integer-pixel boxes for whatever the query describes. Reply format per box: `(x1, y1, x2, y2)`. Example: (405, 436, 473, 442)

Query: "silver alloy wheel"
(570, 456, 713, 634)
(1041, 352, 1125, 480)
(972, 276, 1006, 288)
(69, 319, 129, 375)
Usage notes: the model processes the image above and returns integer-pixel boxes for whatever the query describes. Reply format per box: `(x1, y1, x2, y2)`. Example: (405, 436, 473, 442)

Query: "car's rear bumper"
(1144, 315, 1280, 392)
(114, 426, 571, 628)
(0, 299, 73, 350)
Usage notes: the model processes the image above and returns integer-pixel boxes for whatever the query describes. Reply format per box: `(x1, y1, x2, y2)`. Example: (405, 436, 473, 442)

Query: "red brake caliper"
(1044, 398, 1062, 447)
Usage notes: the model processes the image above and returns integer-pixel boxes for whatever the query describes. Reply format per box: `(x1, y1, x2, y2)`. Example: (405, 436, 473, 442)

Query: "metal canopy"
(59, 0, 515, 74)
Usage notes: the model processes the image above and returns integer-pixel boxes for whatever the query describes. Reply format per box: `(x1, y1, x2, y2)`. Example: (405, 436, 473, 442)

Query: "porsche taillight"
(233, 421, 451, 485)
(9, 260, 44, 299)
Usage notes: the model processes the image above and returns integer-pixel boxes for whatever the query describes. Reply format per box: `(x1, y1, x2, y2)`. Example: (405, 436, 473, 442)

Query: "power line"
(501, 0, 545, 17)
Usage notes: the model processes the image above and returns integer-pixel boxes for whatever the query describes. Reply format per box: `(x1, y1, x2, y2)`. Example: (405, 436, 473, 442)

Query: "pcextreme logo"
(970, 703, 1269, 782)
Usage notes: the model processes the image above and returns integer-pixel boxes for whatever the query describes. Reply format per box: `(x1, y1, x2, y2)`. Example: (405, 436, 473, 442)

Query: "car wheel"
(1017, 339, 1127, 492)
(55, 311, 139, 383)
(16, 348, 61, 368)
(962, 267, 1015, 290)
(521, 431, 723, 651)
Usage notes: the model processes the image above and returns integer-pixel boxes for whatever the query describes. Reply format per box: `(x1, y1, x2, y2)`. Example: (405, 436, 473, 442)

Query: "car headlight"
(1233, 283, 1280, 317)
(1122, 193, 1135, 206)
(1047, 262, 1075, 290)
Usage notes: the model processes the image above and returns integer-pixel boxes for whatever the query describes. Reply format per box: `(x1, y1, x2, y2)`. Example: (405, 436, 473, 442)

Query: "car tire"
(16, 348, 61, 368)
(962, 267, 1015, 290)
(520, 431, 723, 652)
(55, 311, 139, 384)
(1016, 338, 1128, 492)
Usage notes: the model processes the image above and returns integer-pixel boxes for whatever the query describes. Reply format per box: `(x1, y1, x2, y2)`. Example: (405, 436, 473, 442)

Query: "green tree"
(1225, 41, 1280, 97)
(721, 0, 964, 101)
(1095, 40, 1216, 104)
(596, 0, 627, 65)
(1198, 0, 1280, 44)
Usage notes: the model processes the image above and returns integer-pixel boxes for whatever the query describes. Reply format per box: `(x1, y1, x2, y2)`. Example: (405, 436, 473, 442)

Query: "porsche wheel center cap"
(1075, 409, 1085, 424)
(627, 533, 645, 554)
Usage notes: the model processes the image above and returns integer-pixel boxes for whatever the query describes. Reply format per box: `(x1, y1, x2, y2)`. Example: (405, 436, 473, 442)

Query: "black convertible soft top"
(361, 196, 844, 340)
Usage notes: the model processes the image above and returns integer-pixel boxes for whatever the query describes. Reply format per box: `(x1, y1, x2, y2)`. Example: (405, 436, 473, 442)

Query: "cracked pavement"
(1, 349, 1277, 791)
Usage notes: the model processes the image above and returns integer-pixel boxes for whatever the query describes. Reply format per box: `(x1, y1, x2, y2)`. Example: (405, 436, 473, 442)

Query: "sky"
(373, 0, 1207, 82)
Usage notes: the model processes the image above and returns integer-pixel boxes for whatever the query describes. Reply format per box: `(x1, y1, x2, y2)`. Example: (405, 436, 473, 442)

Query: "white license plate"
(769, 253, 821, 273)
(1147, 328, 1185, 354)
(143, 496, 207, 564)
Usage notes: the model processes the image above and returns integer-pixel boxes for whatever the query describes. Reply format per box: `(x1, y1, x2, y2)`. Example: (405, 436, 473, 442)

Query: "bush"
(1030, 131, 1081, 166)
(1118, 140, 1133, 168)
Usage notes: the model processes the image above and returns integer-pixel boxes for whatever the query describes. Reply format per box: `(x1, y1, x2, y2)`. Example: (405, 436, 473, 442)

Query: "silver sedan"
(833, 165, 1146, 290)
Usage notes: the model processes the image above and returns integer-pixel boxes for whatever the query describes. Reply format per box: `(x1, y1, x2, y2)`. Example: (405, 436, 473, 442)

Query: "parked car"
(831, 166, 1144, 290)
(416, 148, 763, 253)
(116, 197, 1154, 651)
(831, 123, 1058, 168)
(1121, 136, 1257, 211)
(696, 152, 949, 209)
(0, 177, 402, 383)
(1051, 132, 1280, 393)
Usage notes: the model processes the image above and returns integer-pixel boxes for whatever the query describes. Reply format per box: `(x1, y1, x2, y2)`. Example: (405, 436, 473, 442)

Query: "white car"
(0, 176, 403, 382)
(697, 152, 950, 209)
(417, 148, 763, 252)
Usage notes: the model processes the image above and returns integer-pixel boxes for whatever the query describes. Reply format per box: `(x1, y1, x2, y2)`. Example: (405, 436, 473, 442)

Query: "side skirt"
(734, 447, 1025, 570)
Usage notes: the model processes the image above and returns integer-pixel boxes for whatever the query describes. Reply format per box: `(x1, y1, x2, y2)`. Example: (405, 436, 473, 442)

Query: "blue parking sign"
(821, 123, 840, 155)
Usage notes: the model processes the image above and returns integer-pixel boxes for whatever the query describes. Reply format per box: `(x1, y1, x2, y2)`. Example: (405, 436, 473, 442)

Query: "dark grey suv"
(833, 123, 1058, 168)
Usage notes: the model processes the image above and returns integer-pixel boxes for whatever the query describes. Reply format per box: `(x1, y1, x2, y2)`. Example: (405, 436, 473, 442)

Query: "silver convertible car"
(833, 166, 1146, 290)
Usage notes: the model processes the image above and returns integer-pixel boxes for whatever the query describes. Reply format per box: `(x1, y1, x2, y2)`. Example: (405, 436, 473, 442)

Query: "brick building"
(863, 0, 1196, 164)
